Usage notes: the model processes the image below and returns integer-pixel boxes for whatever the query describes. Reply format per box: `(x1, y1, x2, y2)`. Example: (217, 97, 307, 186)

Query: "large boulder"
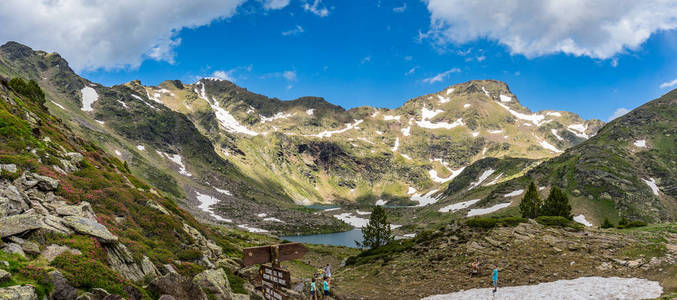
(54, 202, 95, 219)
(48, 270, 78, 300)
(1, 243, 26, 258)
(0, 213, 43, 238)
(41, 244, 82, 262)
(149, 272, 207, 300)
(30, 174, 59, 191)
(192, 268, 233, 300)
(0, 285, 38, 300)
(0, 164, 17, 174)
(62, 216, 117, 242)
(140, 256, 160, 279)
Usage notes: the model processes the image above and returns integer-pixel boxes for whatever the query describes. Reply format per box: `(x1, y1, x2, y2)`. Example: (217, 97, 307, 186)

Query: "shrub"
(51, 252, 130, 296)
(225, 269, 247, 295)
(616, 219, 648, 229)
(8, 78, 45, 105)
(465, 217, 527, 229)
(345, 239, 414, 266)
(601, 217, 614, 229)
(176, 248, 203, 261)
(535, 216, 583, 230)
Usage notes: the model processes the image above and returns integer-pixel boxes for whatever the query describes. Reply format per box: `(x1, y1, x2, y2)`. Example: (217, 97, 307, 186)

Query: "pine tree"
(601, 217, 613, 229)
(519, 182, 541, 218)
(356, 206, 393, 249)
(540, 186, 572, 219)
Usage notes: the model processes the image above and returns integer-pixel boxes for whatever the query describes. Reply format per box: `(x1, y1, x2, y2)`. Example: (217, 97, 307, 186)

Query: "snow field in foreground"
(421, 276, 662, 300)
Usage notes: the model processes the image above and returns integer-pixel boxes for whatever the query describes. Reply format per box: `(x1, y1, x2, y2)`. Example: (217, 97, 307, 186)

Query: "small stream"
(281, 229, 364, 248)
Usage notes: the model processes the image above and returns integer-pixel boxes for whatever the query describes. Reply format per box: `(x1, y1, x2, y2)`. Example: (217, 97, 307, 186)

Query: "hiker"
(492, 264, 498, 293)
(324, 263, 331, 278)
(309, 277, 318, 300)
(322, 276, 330, 299)
(471, 258, 480, 275)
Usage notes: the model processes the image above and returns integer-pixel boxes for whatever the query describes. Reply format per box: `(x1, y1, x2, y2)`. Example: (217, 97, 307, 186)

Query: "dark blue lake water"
(281, 229, 363, 248)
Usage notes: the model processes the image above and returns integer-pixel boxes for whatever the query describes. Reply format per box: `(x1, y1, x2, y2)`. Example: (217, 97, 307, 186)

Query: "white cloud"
(283, 70, 297, 81)
(211, 70, 236, 82)
(405, 66, 419, 76)
(303, 0, 329, 17)
(424, 0, 677, 59)
(393, 3, 407, 13)
(659, 77, 677, 89)
(404, 56, 413, 61)
(262, 0, 290, 10)
(361, 56, 372, 64)
(476, 55, 486, 62)
(0, 0, 246, 71)
(282, 25, 304, 36)
(608, 107, 630, 121)
(422, 68, 461, 84)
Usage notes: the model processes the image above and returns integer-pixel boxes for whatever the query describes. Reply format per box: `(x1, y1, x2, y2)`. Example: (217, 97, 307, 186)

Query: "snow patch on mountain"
(401, 126, 411, 136)
(496, 102, 549, 126)
(642, 178, 660, 196)
(195, 191, 232, 222)
(485, 173, 503, 186)
(499, 94, 512, 102)
(312, 120, 363, 138)
(429, 167, 465, 183)
(488, 129, 503, 134)
(411, 189, 441, 206)
(546, 112, 562, 117)
(467, 202, 511, 217)
(391, 137, 400, 152)
(50, 101, 66, 110)
(539, 140, 563, 153)
(306, 109, 314, 116)
(375, 199, 388, 206)
(116, 100, 128, 109)
(334, 213, 369, 228)
(573, 214, 592, 227)
(439, 199, 480, 213)
(567, 123, 590, 139)
(384, 115, 400, 121)
(260, 112, 294, 123)
(95, 120, 104, 125)
(504, 189, 524, 197)
(114, 150, 121, 156)
(408, 187, 417, 195)
(551, 129, 564, 141)
(80, 87, 98, 111)
(136, 145, 145, 151)
(468, 169, 495, 190)
(464, 104, 471, 108)
(438, 95, 450, 103)
(634, 140, 646, 148)
(238, 224, 269, 233)
(446, 88, 454, 95)
(214, 187, 232, 196)
(157, 151, 192, 177)
(481, 86, 490, 97)
(195, 84, 259, 136)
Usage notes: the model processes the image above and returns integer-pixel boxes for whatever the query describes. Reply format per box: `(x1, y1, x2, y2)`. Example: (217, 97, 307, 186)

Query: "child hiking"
(323, 276, 330, 299)
(309, 277, 318, 300)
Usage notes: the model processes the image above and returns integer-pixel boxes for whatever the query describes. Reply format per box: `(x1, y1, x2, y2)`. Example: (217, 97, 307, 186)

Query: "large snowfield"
(422, 277, 662, 300)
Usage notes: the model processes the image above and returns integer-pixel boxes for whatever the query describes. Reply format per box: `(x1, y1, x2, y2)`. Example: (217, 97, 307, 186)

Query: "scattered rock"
(158, 296, 176, 300)
(192, 268, 233, 300)
(0, 269, 10, 282)
(149, 272, 207, 300)
(0, 183, 28, 217)
(161, 264, 178, 275)
(49, 270, 79, 300)
(0, 213, 43, 238)
(29, 174, 59, 191)
(0, 285, 38, 300)
(20, 241, 40, 255)
(104, 243, 144, 281)
(0, 164, 17, 174)
(55, 201, 95, 219)
(62, 216, 118, 242)
(140, 256, 160, 279)
(2, 243, 26, 258)
(41, 244, 82, 262)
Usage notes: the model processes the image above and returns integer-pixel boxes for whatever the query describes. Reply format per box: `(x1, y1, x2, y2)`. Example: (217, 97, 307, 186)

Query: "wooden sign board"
(260, 265, 291, 288)
(262, 280, 288, 300)
(243, 242, 308, 266)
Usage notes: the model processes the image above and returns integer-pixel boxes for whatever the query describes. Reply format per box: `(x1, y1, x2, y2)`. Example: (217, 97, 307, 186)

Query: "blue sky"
(3, 0, 677, 121)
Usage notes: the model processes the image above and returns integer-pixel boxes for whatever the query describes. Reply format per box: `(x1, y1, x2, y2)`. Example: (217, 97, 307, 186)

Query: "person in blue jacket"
(492, 264, 499, 293)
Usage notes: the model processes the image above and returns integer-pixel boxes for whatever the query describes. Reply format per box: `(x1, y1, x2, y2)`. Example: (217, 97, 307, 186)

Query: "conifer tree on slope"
(356, 206, 393, 249)
(540, 186, 572, 219)
(519, 182, 541, 218)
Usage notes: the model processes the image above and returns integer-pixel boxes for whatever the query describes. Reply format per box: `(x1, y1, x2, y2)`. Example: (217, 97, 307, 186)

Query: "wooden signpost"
(243, 243, 308, 300)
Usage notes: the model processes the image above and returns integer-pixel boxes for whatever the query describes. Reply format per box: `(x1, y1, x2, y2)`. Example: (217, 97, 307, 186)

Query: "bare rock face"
(0, 213, 43, 238)
(0, 285, 38, 300)
(0, 182, 27, 217)
(140, 256, 160, 279)
(41, 244, 82, 262)
(62, 216, 118, 242)
(48, 270, 79, 300)
(192, 268, 233, 300)
(103, 243, 145, 282)
(149, 272, 207, 300)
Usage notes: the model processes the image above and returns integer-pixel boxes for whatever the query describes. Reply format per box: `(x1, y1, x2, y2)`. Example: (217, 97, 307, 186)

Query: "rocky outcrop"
(0, 213, 43, 238)
(62, 216, 117, 242)
(192, 268, 233, 300)
(1, 243, 25, 258)
(149, 272, 207, 300)
(48, 270, 78, 300)
(104, 243, 145, 282)
(0, 269, 9, 282)
(0, 285, 38, 300)
(182, 223, 222, 263)
(41, 244, 82, 262)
